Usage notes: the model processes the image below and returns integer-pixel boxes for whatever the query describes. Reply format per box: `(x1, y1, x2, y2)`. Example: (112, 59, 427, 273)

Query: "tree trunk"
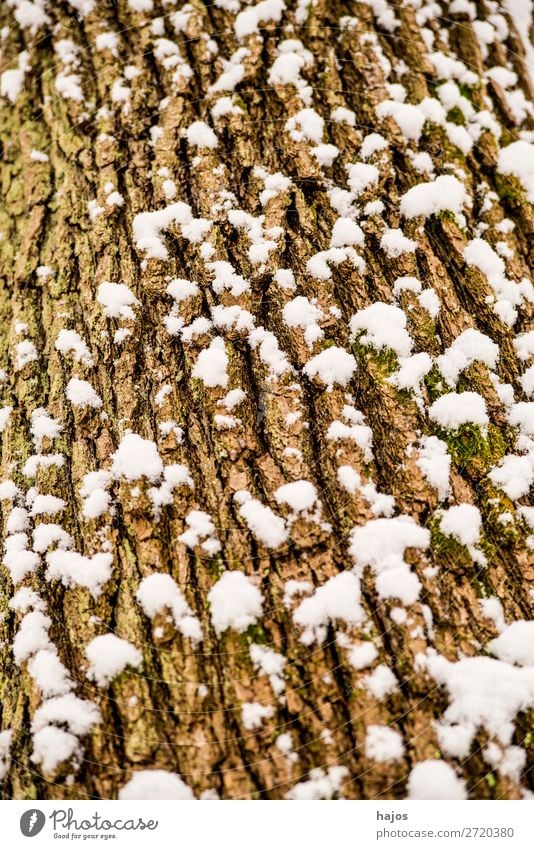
(0, 0, 533, 801)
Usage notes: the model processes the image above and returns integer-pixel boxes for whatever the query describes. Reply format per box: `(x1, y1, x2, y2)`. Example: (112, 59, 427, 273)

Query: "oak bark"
(0, 0, 533, 800)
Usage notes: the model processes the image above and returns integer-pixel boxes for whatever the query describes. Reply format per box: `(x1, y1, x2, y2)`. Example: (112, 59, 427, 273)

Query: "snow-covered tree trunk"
(0, 0, 533, 801)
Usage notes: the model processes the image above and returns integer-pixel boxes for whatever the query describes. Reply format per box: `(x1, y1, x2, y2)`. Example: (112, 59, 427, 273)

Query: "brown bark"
(0, 0, 532, 800)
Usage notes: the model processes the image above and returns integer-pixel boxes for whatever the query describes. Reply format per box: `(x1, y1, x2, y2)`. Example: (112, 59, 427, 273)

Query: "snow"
(128, 0, 154, 12)
(111, 433, 163, 482)
(269, 51, 306, 86)
(416, 436, 451, 501)
(214, 413, 239, 429)
(504, 0, 534, 82)
(439, 504, 481, 546)
(286, 766, 348, 800)
(400, 175, 467, 218)
(330, 217, 364, 248)
(283, 296, 323, 347)
(360, 132, 388, 159)
(66, 377, 102, 408)
(463, 237, 504, 279)
(95, 32, 118, 54)
(242, 702, 274, 730)
(306, 246, 365, 279)
(479, 597, 506, 633)
(211, 64, 245, 94)
(437, 328, 498, 386)
(28, 649, 72, 698)
(276, 732, 294, 755)
(133, 202, 193, 260)
(388, 352, 432, 393)
(55, 329, 94, 366)
(178, 510, 220, 555)
(303, 347, 356, 389)
(162, 179, 177, 199)
(407, 761, 467, 800)
(350, 302, 412, 358)
(45, 550, 113, 598)
(106, 191, 124, 208)
(489, 622, 534, 667)
(7, 506, 28, 532)
(86, 634, 142, 686)
(80, 470, 112, 519)
(363, 664, 398, 699)
(33, 523, 72, 553)
(12, 3, 50, 33)
(149, 463, 195, 516)
(514, 331, 534, 362)
(427, 653, 534, 750)
(327, 408, 373, 461)
(31, 726, 80, 775)
(0, 480, 21, 500)
(0, 406, 12, 433)
(68, 0, 94, 13)
(346, 162, 380, 196)
(293, 572, 363, 644)
(208, 571, 263, 634)
(209, 260, 250, 297)
(234, 0, 285, 39)
(1, 68, 25, 104)
(167, 277, 199, 302)
(285, 107, 324, 144)
(0, 730, 12, 781)
(192, 337, 229, 388)
(313, 143, 339, 167)
(185, 120, 218, 149)
(111, 79, 130, 104)
(349, 516, 429, 573)
(428, 391, 489, 429)
(336, 465, 361, 495)
(30, 494, 65, 517)
(13, 611, 52, 664)
(15, 339, 38, 370)
(250, 644, 286, 694)
(376, 100, 426, 141)
(30, 409, 62, 449)
(380, 228, 417, 257)
(32, 693, 100, 737)
(119, 770, 195, 800)
(365, 725, 404, 762)
(55, 72, 84, 102)
(219, 388, 246, 411)
(489, 454, 534, 500)
(463, 238, 523, 326)
(508, 402, 534, 436)
(238, 495, 288, 548)
(9, 587, 46, 613)
(136, 573, 202, 641)
(497, 140, 534, 203)
(257, 171, 292, 206)
(331, 106, 356, 127)
(375, 565, 421, 606)
(3, 545, 39, 584)
(275, 480, 317, 512)
(348, 642, 378, 670)
(97, 282, 138, 319)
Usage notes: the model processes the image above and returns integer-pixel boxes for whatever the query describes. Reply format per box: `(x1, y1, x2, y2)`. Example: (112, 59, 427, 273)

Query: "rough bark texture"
(0, 0, 533, 801)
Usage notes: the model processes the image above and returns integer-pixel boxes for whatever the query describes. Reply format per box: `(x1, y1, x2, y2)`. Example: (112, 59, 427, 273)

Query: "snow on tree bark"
(0, 0, 533, 800)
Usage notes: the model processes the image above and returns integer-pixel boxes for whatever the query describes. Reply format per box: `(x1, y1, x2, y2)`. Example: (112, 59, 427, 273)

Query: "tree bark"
(0, 0, 533, 800)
